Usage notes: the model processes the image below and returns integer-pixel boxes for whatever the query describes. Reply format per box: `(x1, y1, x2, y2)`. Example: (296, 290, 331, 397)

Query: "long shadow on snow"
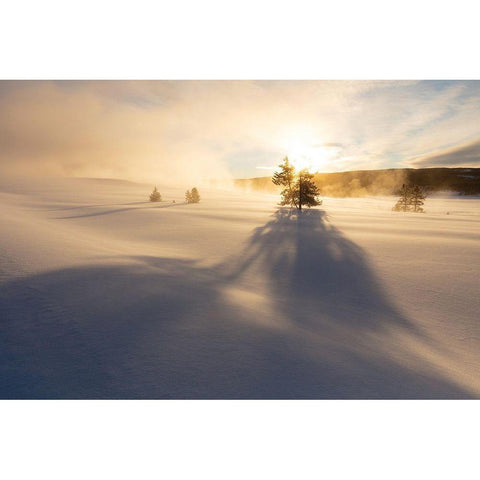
(54, 201, 187, 219)
(44, 201, 152, 212)
(0, 208, 470, 398)
(229, 209, 416, 333)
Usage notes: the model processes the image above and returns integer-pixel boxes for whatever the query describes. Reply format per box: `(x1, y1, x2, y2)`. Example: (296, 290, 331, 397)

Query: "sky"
(1, 80, 480, 183)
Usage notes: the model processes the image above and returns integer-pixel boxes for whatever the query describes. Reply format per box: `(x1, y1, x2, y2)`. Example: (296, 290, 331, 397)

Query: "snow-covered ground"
(1, 177, 479, 398)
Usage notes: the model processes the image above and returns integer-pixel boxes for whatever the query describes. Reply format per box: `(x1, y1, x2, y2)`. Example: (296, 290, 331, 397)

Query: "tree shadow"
(229, 209, 418, 333)
(45, 201, 152, 212)
(54, 202, 187, 219)
(0, 208, 472, 398)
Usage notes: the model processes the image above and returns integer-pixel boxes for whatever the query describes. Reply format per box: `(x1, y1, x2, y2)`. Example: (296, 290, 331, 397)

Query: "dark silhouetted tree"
(149, 186, 161, 202)
(411, 184, 426, 213)
(272, 157, 322, 210)
(190, 187, 200, 203)
(272, 156, 297, 208)
(296, 169, 322, 210)
(393, 184, 427, 212)
(393, 184, 411, 211)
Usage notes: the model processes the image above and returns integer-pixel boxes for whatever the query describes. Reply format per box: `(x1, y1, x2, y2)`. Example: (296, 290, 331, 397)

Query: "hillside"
(235, 167, 480, 196)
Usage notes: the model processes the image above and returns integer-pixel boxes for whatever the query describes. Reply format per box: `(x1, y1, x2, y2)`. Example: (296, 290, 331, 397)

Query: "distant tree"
(393, 184, 412, 212)
(149, 186, 161, 202)
(393, 184, 427, 212)
(296, 169, 322, 210)
(190, 187, 201, 203)
(272, 157, 322, 210)
(185, 188, 201, 204)
(411, 184, 426, 213)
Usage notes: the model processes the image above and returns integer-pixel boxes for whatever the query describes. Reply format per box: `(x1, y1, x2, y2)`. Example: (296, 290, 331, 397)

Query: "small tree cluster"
(149, 186, 162, 202)
(185, 187, 200, 204)
(272, 156, 322, 210)
(393, 184, 426, 212)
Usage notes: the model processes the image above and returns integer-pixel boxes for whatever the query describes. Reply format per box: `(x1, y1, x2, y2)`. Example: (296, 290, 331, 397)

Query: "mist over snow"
(0, 81, 233, 186)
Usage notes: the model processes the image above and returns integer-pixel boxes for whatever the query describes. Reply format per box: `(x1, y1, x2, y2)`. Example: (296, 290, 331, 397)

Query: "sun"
(279, 127, 335, 173)
(286, 140, 332, 173)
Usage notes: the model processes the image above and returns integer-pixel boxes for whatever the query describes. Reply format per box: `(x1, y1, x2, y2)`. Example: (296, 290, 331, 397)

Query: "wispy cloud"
(1, 80, 480, 180)
(408, 139, 480, 168)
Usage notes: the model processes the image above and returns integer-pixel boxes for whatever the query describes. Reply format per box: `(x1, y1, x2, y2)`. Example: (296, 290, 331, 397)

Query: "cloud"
(0, 81, 234, 185)
(1, 80, 480, 180)
(408, 139, 480, 168)
(312, 142, 343, 148)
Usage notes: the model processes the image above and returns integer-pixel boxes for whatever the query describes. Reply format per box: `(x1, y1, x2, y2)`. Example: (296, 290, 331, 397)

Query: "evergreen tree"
(185, 190, 192, 203)
(296, 169, 322, 210)
(411, 184, 426, 213)
(393, 184, 412, 211)
(149, 186, 161, 202)
(272, 156, 297, 208)
(272, 157, 322, 210)
(190, 187, 201, 203)
(393, 184, 427, 212)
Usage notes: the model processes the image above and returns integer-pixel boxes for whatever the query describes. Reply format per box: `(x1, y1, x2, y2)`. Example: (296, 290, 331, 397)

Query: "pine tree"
(296, 169, 322, 210)
(393, 184, 411, 212)
(411, 184, 426, 213)
(272, 156, 297, 208)
(185, 190, 192, 203)
(393, 184, 427, 212)
(272, 157, 322, 210)
(190, 187, 201, 203)
(149, 186, 161, 202)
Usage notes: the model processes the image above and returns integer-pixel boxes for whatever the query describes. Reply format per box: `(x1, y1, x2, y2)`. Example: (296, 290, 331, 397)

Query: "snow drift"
(1, 177, 479, 398)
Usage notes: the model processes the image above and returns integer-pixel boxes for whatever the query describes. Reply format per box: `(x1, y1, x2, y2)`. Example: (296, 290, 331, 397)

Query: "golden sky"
(1, 80, 480, 183)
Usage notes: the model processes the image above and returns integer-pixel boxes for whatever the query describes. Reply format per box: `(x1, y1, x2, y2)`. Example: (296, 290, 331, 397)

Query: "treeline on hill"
(235, 168, 480, 196)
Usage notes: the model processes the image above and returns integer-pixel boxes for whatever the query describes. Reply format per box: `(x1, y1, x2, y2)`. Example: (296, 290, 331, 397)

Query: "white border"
(1, 1, 479, 478)
(1, 400, 478, 479)
(2, 0, 480, 79)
